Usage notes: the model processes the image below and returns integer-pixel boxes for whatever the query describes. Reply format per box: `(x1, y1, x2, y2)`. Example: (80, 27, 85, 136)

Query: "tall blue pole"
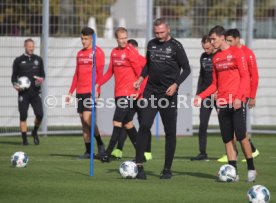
(90, 34, 97, 176)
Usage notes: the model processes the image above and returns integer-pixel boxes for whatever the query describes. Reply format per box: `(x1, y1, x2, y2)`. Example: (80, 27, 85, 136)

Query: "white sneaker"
(247, 170, 257, 182)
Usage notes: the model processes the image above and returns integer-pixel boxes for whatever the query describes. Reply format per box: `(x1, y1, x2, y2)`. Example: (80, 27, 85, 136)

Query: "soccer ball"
(247, 185, 270, 203)
(17, 76, 31, 89)
(119, 161, 138, 179)
(11, 151, 29, 168)
(218, 164, 237, 182)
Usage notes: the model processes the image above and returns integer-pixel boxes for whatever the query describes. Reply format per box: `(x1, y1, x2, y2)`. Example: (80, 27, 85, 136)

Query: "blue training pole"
(90, 33, 97, 176)
(155, 113, 159, 140)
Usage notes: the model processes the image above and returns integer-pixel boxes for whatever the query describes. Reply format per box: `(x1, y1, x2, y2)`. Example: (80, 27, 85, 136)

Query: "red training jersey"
(199, 46, 250, 105)
(240, 45, 259, 99)
(97, 44, 141, 97)
(69, 46, 105, 94)
(137, 54, 148, 99)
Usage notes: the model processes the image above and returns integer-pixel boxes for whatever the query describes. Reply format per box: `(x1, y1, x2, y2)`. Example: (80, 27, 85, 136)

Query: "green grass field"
(0, 135, 275, 203)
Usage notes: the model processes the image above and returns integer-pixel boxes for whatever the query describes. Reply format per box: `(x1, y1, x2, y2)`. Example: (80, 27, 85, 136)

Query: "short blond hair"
(115, 27, 128, 38)
(24, 38, 34, 45)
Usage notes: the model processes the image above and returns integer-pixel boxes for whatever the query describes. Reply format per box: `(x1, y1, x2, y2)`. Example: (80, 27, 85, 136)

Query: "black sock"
(228, 160, 237, 171)
(22, 132, 27, 140)
(246, 158, 255, 170)
(249, 139, 256, 153)
(85, 143, 91, 154)
(106, 126, 123, 156)
(117, 130, 127, 151)
(94, 135, 104, 146)
(33, 126, 39, 133)
(126, 127, 137, 148)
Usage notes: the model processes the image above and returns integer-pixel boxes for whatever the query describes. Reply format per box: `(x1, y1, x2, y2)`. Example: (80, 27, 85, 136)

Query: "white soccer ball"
(119, 161, 138, 179)
(247, 185, 270, 203)
(218, 164, 237, 182)
(11, 151, 29, 168)
(17, 76, 31, 90)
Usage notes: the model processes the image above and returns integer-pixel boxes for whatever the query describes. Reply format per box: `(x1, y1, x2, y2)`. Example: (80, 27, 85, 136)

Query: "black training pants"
(198, 97, 216, 154)
(135, 91, 177, 169)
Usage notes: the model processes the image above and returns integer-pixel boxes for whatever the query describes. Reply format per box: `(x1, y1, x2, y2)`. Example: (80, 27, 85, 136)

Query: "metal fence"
(0, 0, 276, 136)
(1, 0, 276, 38)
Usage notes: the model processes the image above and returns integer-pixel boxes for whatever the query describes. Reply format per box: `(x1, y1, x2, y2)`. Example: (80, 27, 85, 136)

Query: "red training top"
(240, 45, 259, 99)
(97, 44, 141, 97)
(69, 46, 105, 94)
(199, 46, 250, 105)
(137, 54, 148, 98)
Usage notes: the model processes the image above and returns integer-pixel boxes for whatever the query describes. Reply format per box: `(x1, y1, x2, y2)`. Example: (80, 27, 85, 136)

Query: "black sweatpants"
(198, 97, 216, 154)
(135, 91, 177, 169)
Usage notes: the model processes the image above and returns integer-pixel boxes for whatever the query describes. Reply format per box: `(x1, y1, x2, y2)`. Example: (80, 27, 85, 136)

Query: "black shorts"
(113, 96, 135, 124)
(76, 93, 95, 113)
(18, 90, 43, 121)
(217, 103, 246, 143)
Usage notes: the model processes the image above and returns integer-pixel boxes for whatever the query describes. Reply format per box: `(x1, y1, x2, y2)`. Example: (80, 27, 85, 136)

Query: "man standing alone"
(12, 39, 45, 145)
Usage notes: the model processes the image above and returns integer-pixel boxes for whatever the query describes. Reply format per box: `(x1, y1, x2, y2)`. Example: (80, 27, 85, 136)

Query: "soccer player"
(66, 27, 105, 159)
(12, 38, 45, 145)
(134, 18, 191, 179)
(96, 27, 141, 162)
(224, 28, 260, 163)
(111, 39, 153, 161)
(191, 35, 217, 161)
(194, 25, 257, 182)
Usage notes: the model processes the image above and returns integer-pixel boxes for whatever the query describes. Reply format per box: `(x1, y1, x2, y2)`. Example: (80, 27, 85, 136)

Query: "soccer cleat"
(101, 154, 110, 163)
(144, 152, 152, 161)
(190, 153, 208, 161)
(217, 154, 228, 163)
(247, 170, 257, 182)
(32, 130, 39, 145)
(160, 168, 172, 179)
(241, 149, 260, 162)
(252, 149, 260, 158)
(136, 165, 147, 180)
(111, 149, 122, 160)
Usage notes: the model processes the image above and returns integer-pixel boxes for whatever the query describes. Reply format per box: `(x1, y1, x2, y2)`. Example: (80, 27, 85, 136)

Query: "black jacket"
(196, 52, 214, 95)
(141, 37, 191, 94)
(12, 54, 45, 92)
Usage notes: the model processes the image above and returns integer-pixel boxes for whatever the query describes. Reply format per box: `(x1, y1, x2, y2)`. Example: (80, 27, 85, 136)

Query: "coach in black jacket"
(12, 38, 45, 145)
(134, 18, 191, 179)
